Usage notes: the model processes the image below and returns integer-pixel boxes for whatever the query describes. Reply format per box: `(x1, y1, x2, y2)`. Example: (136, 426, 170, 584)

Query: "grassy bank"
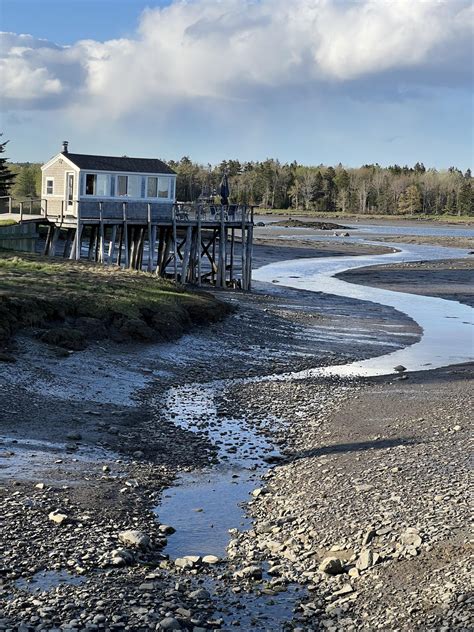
(259, 210, 473, 224)
(0, 253, 232, 351)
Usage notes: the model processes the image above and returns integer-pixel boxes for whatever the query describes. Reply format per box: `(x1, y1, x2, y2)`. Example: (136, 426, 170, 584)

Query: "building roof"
(63, 152, 176, 175)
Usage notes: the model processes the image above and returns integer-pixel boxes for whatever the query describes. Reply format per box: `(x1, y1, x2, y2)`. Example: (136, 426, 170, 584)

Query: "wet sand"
(338, 258, 474, 307)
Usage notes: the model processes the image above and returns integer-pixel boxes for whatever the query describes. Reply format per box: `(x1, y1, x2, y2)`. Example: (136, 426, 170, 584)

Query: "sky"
(1, 0, 473, 169)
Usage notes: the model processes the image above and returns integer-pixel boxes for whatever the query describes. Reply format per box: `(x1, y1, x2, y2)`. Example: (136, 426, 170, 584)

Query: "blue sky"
(1, 0, 473, 169)
(1, 0, 171, 44)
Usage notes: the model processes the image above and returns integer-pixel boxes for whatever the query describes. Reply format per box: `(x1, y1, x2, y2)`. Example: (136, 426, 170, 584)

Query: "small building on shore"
(41, 141, 177, 220)
(23, 142, 254, 289)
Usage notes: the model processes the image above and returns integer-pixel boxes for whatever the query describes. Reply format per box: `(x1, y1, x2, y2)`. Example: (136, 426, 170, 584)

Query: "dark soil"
(270, 219, 352, 230)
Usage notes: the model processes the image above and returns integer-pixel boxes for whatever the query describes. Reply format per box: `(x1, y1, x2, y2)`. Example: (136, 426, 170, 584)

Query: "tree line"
(3, 146, 472, 217)
(169, 157, 472, 216)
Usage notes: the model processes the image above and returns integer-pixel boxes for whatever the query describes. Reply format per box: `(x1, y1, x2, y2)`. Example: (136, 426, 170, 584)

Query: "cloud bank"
(1, 0, 472, 118)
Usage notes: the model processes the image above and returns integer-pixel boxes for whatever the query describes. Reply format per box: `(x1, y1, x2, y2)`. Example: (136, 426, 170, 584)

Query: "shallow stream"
(155, 234, 473, 629)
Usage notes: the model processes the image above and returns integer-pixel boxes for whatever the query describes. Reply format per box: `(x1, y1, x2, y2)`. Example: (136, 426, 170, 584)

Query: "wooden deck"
(0, 200, 254, 290)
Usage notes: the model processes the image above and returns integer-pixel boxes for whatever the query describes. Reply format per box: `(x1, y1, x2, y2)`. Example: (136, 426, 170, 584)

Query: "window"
(127, 175, 141, 198)
(85, 174, 96, 195)
(147, 177, 158, 198)
(45, 178, 54, 195)
(170, 178, 175, 200)
(96, 174, 110, 197)
(117, 175, 128, 196)
(158, 177, 169, 198)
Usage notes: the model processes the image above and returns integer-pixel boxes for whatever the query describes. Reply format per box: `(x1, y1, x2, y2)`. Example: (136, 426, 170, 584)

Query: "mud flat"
(1, 221, 473, 630)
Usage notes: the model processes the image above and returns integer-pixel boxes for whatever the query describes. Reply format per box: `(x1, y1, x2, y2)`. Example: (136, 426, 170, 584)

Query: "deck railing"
(0, 197, 254, 225)
(0, 196, 44, 220)
(173, 202, 253, 223)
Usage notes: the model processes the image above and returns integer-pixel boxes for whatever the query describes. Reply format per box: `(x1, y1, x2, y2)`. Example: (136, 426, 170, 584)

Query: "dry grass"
(0, 253, 231, 349)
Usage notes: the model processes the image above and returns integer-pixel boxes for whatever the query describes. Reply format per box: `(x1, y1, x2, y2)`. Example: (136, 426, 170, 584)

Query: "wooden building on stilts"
(32, 143, 254, 289)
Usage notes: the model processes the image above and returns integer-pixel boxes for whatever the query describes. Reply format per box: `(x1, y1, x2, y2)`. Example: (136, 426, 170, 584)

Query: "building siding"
(42, 157, 77, 215)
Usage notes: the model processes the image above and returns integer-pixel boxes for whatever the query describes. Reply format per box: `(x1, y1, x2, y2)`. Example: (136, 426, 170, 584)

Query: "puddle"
(15, 569, 86, 593)
(0, 435, 120, 481)
(154, 383, 280, 559)
(205, 575, 306, 632)
(158, 467, 256, 558)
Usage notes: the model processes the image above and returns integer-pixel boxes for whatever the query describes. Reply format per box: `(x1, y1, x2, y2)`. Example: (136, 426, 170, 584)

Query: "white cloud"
(1, 0, 472, 116)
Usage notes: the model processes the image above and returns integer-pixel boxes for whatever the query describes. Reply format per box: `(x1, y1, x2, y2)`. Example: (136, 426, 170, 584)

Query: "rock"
(202, 555, 220, 564)
(356, 549, 374, 571)
(65, 443, 78, 451)
(66, 432, 82, 440)
(175, 555, 201, 569)
(362, 528, 376, 545)
(401, 530, 422, 548)
(118, 529, 150, 549)
(355, 483, 374, 492)
(133, 450, 145, 459)
(102, 465, 110, 473)
(394, 365, 407, 373)
(319, 557, 345, 575)
(48, 510, 68, 525)
(138, 582, 155, 591)
(110, 548, 134, 566)
(188, 588, 211, 601)
(157, 617, 181, 630)
(233, 565, 263, 580)
(158, 524, 176, 535)
(35, 483, 45, 490)
(332, 583, 354, 597)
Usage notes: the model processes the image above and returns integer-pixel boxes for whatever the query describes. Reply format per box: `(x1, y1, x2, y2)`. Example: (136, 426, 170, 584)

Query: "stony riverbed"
(1, 233, 472, 631)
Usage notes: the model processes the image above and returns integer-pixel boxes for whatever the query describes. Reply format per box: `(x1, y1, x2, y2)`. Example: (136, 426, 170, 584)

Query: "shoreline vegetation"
(0, 253, 231, 353)
(7, 159, 473, 220)
(258, 209, 473, 223)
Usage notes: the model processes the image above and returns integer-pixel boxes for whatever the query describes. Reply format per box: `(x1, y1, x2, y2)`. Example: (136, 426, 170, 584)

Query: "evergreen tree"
(13, 164, 39, 198)
(0, 134, 16, 197)
(458, 181, 473, 216)
(398, 185, 422, 214)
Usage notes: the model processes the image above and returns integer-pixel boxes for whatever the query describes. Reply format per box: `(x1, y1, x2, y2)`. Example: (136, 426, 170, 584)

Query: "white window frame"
(65, 171, 75, 207)
(78, 171, 174, 202)
(45, 177, 54, 195)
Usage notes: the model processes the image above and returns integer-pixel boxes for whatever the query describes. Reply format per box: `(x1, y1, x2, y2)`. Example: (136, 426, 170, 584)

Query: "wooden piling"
(108, 225, 117, 264)
(197, 210, 202, 286)
(35, 202, 253, 289)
